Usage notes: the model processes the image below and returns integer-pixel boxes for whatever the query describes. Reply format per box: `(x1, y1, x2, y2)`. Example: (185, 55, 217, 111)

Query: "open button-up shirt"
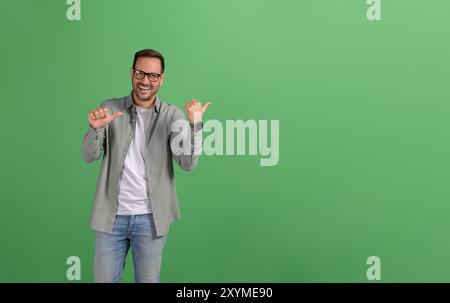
(82, 93, 202, 237)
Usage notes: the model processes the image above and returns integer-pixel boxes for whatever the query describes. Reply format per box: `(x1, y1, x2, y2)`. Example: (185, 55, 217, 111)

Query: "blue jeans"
(93, 213, 168, 283)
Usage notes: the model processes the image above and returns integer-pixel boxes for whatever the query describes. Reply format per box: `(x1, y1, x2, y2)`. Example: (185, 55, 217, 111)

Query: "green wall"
(1, 0, 449, 282)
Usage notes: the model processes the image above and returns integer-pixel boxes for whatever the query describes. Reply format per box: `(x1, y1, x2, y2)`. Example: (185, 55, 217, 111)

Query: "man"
(82, 49, 210, 283)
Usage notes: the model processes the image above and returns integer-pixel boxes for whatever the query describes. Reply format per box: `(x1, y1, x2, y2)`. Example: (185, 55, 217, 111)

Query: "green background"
(1, 0, 449, 282)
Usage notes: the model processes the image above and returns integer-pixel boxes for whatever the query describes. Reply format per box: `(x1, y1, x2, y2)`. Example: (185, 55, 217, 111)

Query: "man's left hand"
(184, 99, 211, 125)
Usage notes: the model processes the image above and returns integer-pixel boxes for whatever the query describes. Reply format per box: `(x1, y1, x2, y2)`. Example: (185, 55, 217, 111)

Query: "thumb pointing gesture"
(184, 99, 212, 125)
(88, 107, 124, 130)
(106, 109, 124, 122)
(201, 101, 211, 112)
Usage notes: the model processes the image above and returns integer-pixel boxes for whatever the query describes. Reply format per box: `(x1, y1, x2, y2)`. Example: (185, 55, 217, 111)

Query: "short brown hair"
(132, 49, 165, 73)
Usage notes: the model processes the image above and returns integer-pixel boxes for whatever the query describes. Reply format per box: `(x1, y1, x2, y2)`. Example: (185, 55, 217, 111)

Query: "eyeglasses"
(132, 67, 161, 82)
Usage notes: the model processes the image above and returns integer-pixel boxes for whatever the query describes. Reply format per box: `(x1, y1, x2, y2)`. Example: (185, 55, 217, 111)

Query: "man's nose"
(141, 76, 150, 85)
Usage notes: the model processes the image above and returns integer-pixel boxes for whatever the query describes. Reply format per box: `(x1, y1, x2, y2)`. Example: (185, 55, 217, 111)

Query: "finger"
(98, 108, 105, 119)
(188, 100, 199, 107)
(201, 101, 211, 112)
(94, 110, 100, 119)
(88, 112, 95, 123)
(109, 111, 124, 121)
(100, 107, 108, 119)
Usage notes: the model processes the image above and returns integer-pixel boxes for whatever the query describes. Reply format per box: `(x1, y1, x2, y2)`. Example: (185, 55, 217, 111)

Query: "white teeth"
(139, 85, 150, 90)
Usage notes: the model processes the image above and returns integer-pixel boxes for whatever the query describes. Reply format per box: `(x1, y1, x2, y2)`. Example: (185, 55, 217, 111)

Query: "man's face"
(131, 57, 164, 102)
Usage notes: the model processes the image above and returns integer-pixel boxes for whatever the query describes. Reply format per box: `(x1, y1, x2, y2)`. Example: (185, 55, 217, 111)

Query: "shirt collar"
(125, 91, 161, 113)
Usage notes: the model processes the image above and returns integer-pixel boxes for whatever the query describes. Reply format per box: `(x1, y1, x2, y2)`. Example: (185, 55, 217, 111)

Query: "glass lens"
(148, 74, 159, 81)
(134, 70, 145, 80)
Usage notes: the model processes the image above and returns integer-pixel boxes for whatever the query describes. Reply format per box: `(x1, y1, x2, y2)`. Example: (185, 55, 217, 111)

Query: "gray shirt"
(82, 93, 202, 237)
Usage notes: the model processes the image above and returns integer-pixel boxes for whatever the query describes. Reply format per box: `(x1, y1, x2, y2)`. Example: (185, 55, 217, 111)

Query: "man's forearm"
(82, 125, 106, 163)
(172, 122, 203, 171)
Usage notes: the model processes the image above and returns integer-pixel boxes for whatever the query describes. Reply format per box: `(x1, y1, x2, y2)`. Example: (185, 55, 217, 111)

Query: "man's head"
(131, 49, 165, 103)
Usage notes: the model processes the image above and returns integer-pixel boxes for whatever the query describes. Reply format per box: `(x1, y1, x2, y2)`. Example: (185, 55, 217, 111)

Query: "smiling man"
(82, 49, 210, 283)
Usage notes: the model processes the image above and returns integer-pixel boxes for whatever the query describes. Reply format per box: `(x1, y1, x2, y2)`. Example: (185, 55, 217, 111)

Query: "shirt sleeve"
(82, 102, 107, 163)
(169, 107, 202, 171)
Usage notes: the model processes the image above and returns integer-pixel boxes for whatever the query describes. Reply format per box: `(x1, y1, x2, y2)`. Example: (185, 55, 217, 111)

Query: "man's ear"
(160, 73, 165, 86)
(130, 68, 134, 78)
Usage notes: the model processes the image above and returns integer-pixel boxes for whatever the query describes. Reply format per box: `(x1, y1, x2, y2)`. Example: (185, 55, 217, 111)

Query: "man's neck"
(132, 91, 156, 109)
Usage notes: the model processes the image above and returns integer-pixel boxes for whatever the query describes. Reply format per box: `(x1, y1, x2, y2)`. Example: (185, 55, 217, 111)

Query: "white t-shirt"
(117, 106, 153, 215)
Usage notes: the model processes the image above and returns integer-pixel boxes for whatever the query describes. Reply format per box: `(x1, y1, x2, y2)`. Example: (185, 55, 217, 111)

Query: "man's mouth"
(138, 84, 151, 93)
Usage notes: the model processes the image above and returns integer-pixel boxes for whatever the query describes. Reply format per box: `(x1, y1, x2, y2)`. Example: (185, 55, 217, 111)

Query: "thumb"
(201, 101, 211, 112)
(109, 111, 124, 121)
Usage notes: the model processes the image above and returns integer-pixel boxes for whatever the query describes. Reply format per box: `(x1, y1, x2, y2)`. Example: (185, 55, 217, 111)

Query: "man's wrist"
(189, 121, 203, 131)
(89, 124, 106, 136)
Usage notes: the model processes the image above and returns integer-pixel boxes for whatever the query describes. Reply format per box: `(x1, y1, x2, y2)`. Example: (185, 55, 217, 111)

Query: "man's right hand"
(88, 107, 124, 130)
